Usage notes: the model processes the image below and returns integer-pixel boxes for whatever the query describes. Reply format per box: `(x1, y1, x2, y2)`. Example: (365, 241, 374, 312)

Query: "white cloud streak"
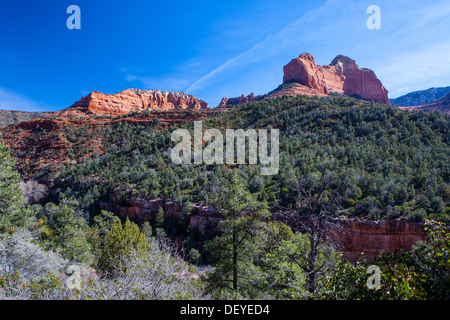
(185, 0, 342, 94)
(0, 87, 45, 112)
(122, 0, 450, 104)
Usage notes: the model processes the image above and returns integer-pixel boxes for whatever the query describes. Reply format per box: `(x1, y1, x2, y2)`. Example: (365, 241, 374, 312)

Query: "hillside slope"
(0, 109, 48, 127)
(15, 94, 446, 224)
(390, 86, 450, 106)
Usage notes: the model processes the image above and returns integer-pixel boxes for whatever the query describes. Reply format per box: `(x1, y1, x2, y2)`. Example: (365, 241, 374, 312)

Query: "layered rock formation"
(99, 191, 442, 264)
(0, 88, 213, 178)
(218, 53, 389, 106)
(61, 89, 209, 116)
(337, 219, 430, 263)
(283, 53, 389, 103)
(99, 189, 182, 223)
(219, 93, 263, 107)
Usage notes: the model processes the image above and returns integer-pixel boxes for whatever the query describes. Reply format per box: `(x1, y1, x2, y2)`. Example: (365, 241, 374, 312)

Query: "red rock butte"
(283, 53, 389, 104)
(59, 88, 209, 117)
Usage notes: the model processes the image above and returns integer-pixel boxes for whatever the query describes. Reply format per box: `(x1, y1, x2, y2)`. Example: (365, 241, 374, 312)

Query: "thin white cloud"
(371, 0, 450, 98)
(379, 42, 450, 98)
(185, 0, 342, 94)
(121, 69, 191, 92)
(120, 59, 209, 93)
(0, 87, 45, 112)
(121, 0, 450, 104)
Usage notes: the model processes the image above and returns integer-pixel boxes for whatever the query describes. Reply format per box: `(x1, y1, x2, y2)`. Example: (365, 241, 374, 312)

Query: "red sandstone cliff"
(337, 219, 430, 263)
(219, 93, 263, 107)
(219, 53, 389, 106)
(0, 88, 215, 178)
(60, 89, 209, 116)
(283, 53, 389, 104)
(99, 191, 443, 264)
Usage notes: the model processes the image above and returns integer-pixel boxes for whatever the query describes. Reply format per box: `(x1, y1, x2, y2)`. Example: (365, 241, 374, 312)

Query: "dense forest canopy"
(36, 94, 450, 224)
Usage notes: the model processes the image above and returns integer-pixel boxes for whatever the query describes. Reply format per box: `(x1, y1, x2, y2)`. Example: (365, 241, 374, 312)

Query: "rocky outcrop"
(283, 53, 389, 103)
(336, 219, 432, 263)
(265, 82, 328, 99)
(100, 191, 444, 264)
(99, 189, 181, 223)
(218, 53, 389, 107)
(61, 89, 209, 116)
(219, 93, 264, 107)
(1, 88, 211, 176)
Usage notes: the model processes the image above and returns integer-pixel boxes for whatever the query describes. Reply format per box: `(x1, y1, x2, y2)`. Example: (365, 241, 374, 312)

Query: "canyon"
(0, 53, 447, 266)
(99, 190, 436, 264)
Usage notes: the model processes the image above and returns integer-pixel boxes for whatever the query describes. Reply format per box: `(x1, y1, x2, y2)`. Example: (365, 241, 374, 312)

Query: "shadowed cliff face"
(336, 219, 429, 263)
(100, 192, 437, 264)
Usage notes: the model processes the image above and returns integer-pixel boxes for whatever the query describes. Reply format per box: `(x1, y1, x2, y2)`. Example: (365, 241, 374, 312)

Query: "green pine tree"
(0, 138, 33, 233)
(41, 198, 93, 264)
(98, 217, 150, 276)
(204, 170, 269, 298)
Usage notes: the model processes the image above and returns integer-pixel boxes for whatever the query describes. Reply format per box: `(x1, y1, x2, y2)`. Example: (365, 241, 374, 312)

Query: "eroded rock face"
(102, 191, 439, 264)
(283, 53, 389, 103)
(62, 89, 209, 116)
(336, 219, 429, 263)
(218, 93, 263, 107)
(218, 53, 389, 106)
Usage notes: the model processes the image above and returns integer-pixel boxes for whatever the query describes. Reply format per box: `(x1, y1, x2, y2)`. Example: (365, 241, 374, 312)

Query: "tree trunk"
(233, 226, 238, 291)
(307, 232, 317, 296)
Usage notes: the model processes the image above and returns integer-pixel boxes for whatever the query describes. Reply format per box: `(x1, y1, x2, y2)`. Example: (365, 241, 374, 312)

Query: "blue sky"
(1, 0, 450, 111)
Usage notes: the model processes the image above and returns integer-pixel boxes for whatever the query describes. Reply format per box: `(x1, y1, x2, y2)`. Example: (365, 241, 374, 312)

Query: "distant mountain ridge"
(390, 86, 450, 106)
(0, 109, 48, 128)
(397, 92, 450, 114)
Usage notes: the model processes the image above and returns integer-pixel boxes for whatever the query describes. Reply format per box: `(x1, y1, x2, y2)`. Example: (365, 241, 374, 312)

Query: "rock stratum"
(99, 191, 444, 264)
(219, 53, 389, 106)
(60, 89, 209, 117)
